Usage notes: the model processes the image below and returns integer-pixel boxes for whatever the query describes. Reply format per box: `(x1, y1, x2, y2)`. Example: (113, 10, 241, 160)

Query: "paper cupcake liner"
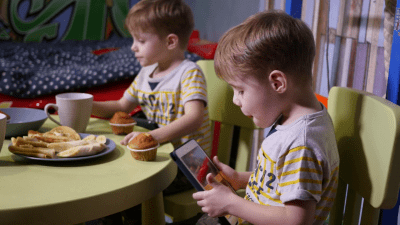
(109, 122, 137, 127)
(127, 143, 160, 152)
(109, 122, 136, 135)
(127, 143, 160, 161)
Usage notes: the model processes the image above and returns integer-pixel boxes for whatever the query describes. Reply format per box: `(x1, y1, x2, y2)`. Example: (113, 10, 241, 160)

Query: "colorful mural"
(0, 0, 139, 42)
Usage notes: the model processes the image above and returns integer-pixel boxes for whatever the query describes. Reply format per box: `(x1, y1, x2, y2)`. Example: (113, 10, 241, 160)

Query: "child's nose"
(131, 43, 138, 52)
(232, 95, 241, 107)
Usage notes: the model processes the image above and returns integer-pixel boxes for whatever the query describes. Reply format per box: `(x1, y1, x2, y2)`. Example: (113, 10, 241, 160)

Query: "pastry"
(127, 133, 159, 161)
(128, 133, 158, 150)
(109, 111, 136, 135)
(57, 142, 106, 158)
(48, 139, 96, 152)
(9, 126, 108, 159)
(28, 126, 81, 143)
(8, 145, 56, 158)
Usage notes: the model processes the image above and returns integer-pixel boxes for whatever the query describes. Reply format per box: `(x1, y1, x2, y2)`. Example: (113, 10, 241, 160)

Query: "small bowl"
(127, 143, 160, 161)
(109, 122, 136, 135)
(0, 113, 7, 153)
(2, 108, 47, 138)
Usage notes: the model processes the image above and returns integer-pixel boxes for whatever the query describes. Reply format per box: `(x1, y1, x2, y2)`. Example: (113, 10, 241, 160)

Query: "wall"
(188, 0, 390, 99)
(0, 0, 139, 42)
(1, 0, 266, 44)
(185, 0, 263, 42)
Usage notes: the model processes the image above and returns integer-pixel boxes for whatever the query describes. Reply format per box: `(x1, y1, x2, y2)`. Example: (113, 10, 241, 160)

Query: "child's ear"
(166, 34, 179, 50)
(268, 70, 287, 93)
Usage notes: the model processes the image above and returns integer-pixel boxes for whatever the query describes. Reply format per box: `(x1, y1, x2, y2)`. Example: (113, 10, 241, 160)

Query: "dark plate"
(2, 108, 47, 138)
(10, 133, 116, 161)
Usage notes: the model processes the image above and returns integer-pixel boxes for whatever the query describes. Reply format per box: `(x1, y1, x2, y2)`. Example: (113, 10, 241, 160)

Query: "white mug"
(0, 113, 6, 153)
(44, 93, 93, 133)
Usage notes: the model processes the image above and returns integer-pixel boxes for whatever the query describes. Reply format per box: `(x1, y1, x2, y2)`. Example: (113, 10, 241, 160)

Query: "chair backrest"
(197, 60, 262, 172)
(327, 87, 400, 225)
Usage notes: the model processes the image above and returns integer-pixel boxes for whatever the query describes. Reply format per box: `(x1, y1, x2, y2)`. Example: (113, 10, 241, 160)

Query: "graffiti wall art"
(0, 0, 139, 42)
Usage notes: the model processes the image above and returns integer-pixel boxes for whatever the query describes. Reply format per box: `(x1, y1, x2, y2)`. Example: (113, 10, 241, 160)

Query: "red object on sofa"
(0, 78, 132, 108)
(187, 30, 218, 60)
(91, 47, 120, 56)
(0, 78, 144, 119)
(315, 93, 328, 108)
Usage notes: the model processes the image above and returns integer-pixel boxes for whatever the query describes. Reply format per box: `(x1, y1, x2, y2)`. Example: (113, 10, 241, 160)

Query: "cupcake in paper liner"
(127, 133, 159, 161)
(109, 111, 136, 135)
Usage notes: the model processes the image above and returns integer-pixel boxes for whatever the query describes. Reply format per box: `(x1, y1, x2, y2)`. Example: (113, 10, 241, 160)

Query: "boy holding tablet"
(191, 10, 339, 225)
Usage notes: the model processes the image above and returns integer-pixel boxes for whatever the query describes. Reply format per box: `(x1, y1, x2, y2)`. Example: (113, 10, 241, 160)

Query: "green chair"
(163, 60, 262, 222)
(327, 87, 400, 224)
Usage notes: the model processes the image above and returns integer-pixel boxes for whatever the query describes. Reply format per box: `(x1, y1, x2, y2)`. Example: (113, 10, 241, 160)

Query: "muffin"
(109, 111, 136, 135)
(127, 133, 159, 161)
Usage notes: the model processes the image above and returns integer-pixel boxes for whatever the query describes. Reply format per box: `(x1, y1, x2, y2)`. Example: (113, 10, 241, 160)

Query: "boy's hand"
(193, 173, 237, 218)
(120, 131, 141, 145)
(212, 156, 241, 191)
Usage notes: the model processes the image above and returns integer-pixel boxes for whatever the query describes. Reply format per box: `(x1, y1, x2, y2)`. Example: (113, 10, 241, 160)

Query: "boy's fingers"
(213, 156, 222, 169)
(206, 173, 218, 186)
(120, 134, 132, 145)
(120, 139, 126, 145)
(121, 136, 129, 145)
(213, 155, 219, 164)
(121, 132, 138, 145)
(192, 191, 204, 200)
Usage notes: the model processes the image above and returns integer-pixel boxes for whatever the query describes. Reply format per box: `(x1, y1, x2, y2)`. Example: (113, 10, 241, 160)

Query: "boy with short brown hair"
(125, 0, 194, 50)
(90, 0, 211, 223)
(192, 10, 339, 225)
(92, 0, 211, 153)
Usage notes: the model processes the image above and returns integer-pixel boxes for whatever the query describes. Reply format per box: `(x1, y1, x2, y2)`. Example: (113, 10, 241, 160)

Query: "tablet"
(170, 139, 239, 225)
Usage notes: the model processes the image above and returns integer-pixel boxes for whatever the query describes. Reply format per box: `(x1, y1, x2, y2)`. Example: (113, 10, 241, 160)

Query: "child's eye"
(238, 91, 244, 95)
(133, 38, 144, 44)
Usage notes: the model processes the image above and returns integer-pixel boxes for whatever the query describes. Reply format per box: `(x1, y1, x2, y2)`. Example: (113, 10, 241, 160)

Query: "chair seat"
(164, 188, 246, 222)
(164, 189, 201, 222)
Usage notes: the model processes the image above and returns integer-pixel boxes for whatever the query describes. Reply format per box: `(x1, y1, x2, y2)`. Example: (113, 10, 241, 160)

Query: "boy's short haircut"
(215, 10, 316, 85)
(125, 0, 194, 49)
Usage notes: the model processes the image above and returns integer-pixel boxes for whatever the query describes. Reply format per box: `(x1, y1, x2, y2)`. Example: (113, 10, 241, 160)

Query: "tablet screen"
(171, 139, 240, 225)
(181, 145, 219, 188)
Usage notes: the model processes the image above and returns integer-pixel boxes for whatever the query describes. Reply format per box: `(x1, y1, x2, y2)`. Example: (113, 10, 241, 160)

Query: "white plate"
(10, 133, 116, 161)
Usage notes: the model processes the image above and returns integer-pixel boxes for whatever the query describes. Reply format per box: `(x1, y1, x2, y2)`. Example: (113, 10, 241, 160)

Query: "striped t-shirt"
(123, 59, 211, 154)
(245, 106, 339, 224)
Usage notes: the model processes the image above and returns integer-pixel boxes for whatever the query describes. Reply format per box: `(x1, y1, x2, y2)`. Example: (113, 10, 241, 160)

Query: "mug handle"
(44, 103, 62, 126)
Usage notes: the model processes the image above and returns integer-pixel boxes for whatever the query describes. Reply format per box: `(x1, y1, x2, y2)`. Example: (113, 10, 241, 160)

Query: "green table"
(0, 117, 177, 225)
